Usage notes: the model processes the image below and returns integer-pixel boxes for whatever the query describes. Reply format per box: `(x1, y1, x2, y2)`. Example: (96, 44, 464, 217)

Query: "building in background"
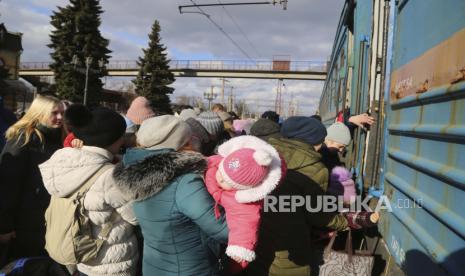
(0, 23, 22, 79)
(0, 23, 28, 113)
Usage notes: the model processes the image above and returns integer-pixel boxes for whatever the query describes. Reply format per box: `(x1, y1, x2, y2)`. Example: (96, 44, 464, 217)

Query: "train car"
(319, 0, 465, 275)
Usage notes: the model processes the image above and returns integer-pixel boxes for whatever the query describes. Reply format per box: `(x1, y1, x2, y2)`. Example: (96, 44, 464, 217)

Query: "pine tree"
(133, 20, 174, 114)
(48, 0, 110, 105)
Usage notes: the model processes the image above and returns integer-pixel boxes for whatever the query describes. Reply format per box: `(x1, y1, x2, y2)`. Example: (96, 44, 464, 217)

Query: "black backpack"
(0, 257, 70, 276)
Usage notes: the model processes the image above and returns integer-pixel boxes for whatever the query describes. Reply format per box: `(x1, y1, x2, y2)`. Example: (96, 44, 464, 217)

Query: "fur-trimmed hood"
(113, 149, 207, 201)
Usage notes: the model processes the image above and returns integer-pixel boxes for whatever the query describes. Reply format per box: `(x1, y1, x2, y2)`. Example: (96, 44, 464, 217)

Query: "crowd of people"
(0, 94, 378, 276)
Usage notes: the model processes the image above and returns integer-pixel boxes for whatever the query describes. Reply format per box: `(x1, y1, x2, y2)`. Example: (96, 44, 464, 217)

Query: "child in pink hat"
(204, 136, 285, 274)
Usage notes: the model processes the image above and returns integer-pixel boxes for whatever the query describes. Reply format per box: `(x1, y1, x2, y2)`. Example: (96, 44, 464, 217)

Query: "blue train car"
(319, 0, 465, 275)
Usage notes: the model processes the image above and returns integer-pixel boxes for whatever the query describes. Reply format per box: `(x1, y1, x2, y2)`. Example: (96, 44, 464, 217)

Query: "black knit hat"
(261, 111, 280, 123)
(67, 106, 126, 148)
(280, 116, 327, 145)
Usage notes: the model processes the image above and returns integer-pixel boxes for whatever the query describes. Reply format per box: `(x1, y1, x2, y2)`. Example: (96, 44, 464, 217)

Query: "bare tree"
(234, 99, 250, 118)
(194, 97, 206, 110)
(176, 95, 191, 106)
(176, 95, 207, 110)
(121, 82, 136, 94)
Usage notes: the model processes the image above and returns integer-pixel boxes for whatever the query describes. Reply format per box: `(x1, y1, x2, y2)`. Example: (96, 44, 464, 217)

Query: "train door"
(345, 0, 374, 191)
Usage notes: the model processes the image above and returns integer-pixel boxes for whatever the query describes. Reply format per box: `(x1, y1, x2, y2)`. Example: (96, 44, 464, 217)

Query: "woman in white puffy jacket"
(39, 105, 138, 276)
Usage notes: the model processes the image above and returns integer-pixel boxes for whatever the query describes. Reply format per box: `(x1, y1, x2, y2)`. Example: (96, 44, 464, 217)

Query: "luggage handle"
(323, 229, 358, 263)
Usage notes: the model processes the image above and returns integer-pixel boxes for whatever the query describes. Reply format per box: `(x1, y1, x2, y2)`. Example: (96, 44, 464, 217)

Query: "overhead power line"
(187, 0, 256, 63)
(217, 0, 262, 58)
(179, 1, 288, 11)
(180, 2, 270, 11)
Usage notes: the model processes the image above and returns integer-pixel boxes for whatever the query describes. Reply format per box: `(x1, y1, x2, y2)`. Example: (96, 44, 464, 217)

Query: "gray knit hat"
(196, 111, 224, 136)
(179, 109, 197, 121)
(137, 115, 192, 150)
(326, 122, 351, 145)
(185, 118, 210, 144)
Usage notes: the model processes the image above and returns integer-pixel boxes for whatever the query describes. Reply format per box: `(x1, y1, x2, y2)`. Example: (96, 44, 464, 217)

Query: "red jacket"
(63, 132, 75, 147)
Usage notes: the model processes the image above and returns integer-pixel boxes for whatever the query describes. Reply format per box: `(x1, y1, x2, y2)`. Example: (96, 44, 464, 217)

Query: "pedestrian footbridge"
(19, 60, 327, 80)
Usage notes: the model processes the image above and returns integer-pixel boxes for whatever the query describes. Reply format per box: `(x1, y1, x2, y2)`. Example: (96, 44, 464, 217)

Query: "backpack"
(0, 257, 70, 276)
(44, 164, 114, 265)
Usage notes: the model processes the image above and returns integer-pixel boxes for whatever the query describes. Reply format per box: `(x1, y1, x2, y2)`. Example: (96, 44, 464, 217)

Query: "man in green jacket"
(248, 117, 349, 276)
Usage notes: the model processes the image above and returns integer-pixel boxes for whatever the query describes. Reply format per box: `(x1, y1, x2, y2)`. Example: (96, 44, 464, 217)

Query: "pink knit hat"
(216, 136, 283, 203)
(126, 96, 156, 125)
(219, 148, 272, 190)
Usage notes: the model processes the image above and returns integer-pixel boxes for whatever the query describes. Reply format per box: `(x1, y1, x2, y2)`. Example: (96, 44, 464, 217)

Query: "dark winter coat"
(247, 137, 348, 276)
(319, 143, 344, 173)
(113, 149, 229, 276)
(0, 106, 17, 152)
(202, 131, 230, 157)
(0, 125, 62, 258)
(268, 137, 328, 191)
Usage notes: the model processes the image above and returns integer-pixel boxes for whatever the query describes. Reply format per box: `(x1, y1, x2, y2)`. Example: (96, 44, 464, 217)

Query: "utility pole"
(288, 89, 296, 117)
(228, 86, 234, 112)
(274, 79, 284, 115)
(220, 78, 230, 106)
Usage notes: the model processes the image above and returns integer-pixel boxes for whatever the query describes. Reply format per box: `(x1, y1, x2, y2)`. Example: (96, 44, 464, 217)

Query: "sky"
(0, 0, 345, 116)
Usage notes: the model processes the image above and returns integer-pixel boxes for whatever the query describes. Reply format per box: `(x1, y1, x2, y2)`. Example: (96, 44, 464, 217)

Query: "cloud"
(1, 0, 345, 115)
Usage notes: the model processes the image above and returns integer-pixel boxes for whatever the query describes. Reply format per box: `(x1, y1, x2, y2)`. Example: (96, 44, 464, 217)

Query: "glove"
(345, 212, 379, 229)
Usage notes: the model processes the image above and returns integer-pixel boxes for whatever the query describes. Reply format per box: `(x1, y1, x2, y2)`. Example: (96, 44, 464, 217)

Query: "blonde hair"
(5, 95, 62, 146)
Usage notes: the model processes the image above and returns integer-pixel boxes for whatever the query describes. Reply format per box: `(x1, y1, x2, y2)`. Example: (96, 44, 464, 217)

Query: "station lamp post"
(203, 86, 217, 110)
(71, 55, 105, 106)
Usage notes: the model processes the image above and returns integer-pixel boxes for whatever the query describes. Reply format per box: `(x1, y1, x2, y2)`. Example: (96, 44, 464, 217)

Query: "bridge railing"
(20, 60, 327, 72)
(20, 62, 52, 70)
(167, 60, 327, 72)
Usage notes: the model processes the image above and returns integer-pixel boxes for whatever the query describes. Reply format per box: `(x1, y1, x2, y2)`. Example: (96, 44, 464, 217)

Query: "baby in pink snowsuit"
(204, 136, 284, 274)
